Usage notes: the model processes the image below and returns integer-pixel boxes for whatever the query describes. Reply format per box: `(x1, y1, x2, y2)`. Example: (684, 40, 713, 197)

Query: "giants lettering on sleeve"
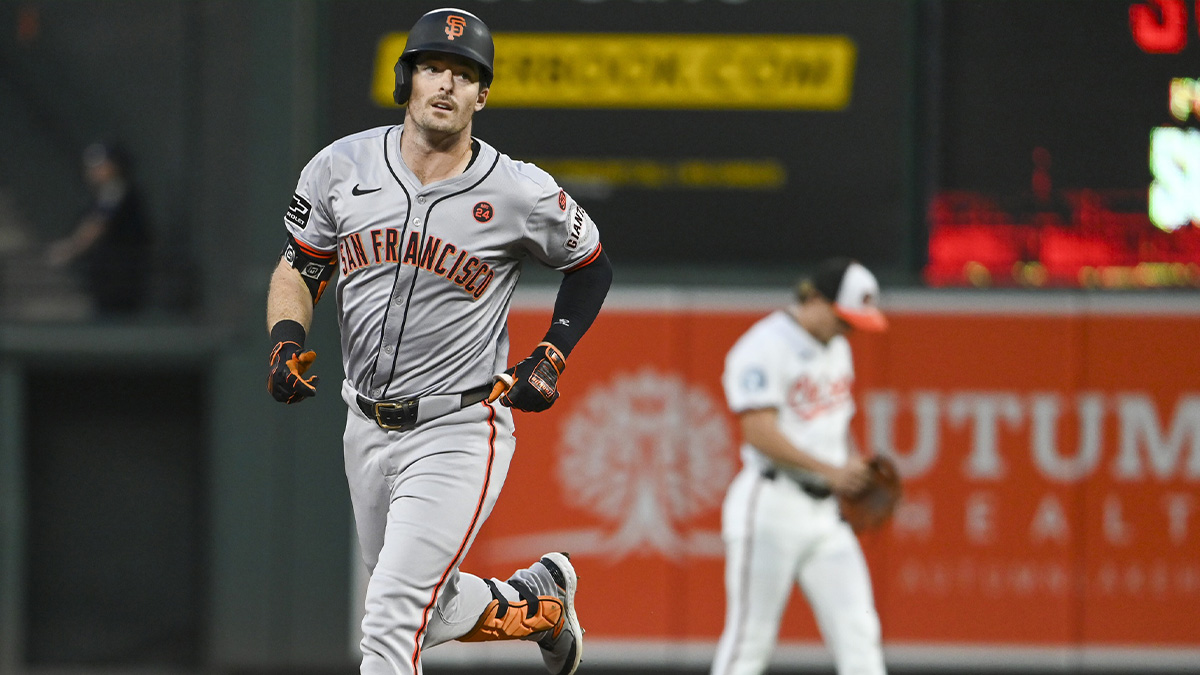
(565, 204, 593, 251)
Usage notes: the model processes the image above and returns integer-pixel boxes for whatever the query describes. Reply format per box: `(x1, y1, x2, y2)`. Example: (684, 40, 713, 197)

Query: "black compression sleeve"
(542, 249, 613, 358)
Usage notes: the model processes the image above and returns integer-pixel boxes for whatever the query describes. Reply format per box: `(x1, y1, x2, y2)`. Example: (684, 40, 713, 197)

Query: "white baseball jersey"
(722, 310, 855, 475)
(713, 309, 885, 675)
(284, 124, 601, 401)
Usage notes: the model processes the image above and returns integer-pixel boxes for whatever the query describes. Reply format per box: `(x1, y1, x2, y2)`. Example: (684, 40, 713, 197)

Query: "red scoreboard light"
(1129, 0, 1197, 54)
(925, 2, 1200, 290)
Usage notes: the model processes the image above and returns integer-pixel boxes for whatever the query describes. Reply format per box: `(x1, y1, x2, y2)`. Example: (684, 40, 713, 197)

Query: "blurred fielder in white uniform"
(712, 257, 888, 675)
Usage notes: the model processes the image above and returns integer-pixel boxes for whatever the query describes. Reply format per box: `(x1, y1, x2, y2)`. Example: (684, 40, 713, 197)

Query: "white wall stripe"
(512, 285, 1200, 316)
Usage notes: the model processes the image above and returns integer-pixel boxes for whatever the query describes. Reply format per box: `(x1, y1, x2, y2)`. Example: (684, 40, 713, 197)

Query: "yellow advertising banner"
(372, 33, 856, 109)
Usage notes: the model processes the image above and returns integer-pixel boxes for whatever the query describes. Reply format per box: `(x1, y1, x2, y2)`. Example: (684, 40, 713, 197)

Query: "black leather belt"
(357, 383, 493, 432)
(762, 467, 832, 500)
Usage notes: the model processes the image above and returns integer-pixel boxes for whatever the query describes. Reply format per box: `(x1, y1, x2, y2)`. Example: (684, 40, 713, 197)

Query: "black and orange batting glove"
(267, 320, 318, 404)
(490, 342, 566, 413)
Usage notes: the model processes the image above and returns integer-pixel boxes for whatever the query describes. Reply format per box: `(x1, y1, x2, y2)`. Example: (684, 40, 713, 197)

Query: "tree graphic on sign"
(558, 369, 735, 557)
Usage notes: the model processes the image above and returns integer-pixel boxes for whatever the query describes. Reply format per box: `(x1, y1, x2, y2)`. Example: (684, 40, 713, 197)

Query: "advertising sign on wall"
(391, 290, 1200, 670)
(328, 0, 912, 273)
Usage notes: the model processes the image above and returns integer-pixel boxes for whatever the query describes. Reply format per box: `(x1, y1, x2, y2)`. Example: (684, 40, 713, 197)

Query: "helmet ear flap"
(393, 57, 412, 105)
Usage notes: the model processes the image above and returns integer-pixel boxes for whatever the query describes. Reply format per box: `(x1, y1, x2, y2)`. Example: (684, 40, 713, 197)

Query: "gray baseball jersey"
(284, 124, 601, 401)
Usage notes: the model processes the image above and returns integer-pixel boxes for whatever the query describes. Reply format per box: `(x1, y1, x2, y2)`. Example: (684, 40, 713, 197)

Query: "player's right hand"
(827, 456, 871, 496)
(267, 340, 318, 404)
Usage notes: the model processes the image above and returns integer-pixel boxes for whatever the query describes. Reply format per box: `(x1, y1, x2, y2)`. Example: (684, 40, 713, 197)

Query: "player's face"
(808, 298, 849, 343)
(407, 52, 489, 136)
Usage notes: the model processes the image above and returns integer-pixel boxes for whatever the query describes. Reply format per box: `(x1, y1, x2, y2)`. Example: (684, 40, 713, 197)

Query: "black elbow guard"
(281, 234, 337, 305)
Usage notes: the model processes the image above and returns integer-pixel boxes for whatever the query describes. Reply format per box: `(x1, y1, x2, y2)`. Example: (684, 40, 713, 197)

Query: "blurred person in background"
(712, 257, 889, 675)
(46, 141, 151, 315)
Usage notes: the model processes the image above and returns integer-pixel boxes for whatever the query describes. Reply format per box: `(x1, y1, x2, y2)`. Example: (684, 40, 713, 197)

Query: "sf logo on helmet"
(445, 15, 466, 40)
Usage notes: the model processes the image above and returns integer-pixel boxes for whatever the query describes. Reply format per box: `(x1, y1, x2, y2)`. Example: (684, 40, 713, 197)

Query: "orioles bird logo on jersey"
(445, 15, 466, 40)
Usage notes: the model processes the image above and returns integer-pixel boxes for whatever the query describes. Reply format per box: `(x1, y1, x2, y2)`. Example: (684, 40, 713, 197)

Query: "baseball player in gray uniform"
(264, 8, 612, 675)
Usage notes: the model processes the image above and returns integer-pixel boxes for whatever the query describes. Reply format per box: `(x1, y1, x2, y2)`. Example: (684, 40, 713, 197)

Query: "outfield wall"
(414, 288, 1200, 671)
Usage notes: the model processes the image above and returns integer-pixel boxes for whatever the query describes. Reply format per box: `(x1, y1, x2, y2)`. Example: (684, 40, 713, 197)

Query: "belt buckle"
(374, 399, 418, 431)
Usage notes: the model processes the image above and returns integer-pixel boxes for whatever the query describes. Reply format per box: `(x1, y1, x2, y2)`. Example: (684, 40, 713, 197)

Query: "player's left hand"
(267, 340, 319, 404)
(489, 342, 566, 412)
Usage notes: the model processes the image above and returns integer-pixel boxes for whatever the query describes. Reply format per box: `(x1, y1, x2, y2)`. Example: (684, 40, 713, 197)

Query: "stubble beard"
(411, 96, 472, 139)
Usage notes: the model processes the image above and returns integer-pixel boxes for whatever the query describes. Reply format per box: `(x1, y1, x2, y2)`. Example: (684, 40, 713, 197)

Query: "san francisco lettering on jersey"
(338, 227, 494, 299)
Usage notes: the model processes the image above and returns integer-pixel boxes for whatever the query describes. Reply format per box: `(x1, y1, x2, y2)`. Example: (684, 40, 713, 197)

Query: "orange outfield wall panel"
(459, 302, 1200, 649)
(1076, 315, 1200, 644)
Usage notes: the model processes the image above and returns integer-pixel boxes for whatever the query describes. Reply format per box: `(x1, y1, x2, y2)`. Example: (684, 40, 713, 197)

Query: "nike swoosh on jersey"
(352, 184, 382, 196)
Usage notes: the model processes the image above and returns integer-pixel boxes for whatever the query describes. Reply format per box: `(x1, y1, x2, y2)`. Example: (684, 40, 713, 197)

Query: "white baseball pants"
(711, 466, 886, 675)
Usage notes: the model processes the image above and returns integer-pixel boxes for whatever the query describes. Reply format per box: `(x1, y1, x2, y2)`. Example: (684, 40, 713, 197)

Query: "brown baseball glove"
(838, 455, 902, 533)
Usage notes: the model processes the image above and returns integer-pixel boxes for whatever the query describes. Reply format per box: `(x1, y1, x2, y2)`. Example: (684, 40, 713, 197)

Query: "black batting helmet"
(393, 8, 494, 105)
